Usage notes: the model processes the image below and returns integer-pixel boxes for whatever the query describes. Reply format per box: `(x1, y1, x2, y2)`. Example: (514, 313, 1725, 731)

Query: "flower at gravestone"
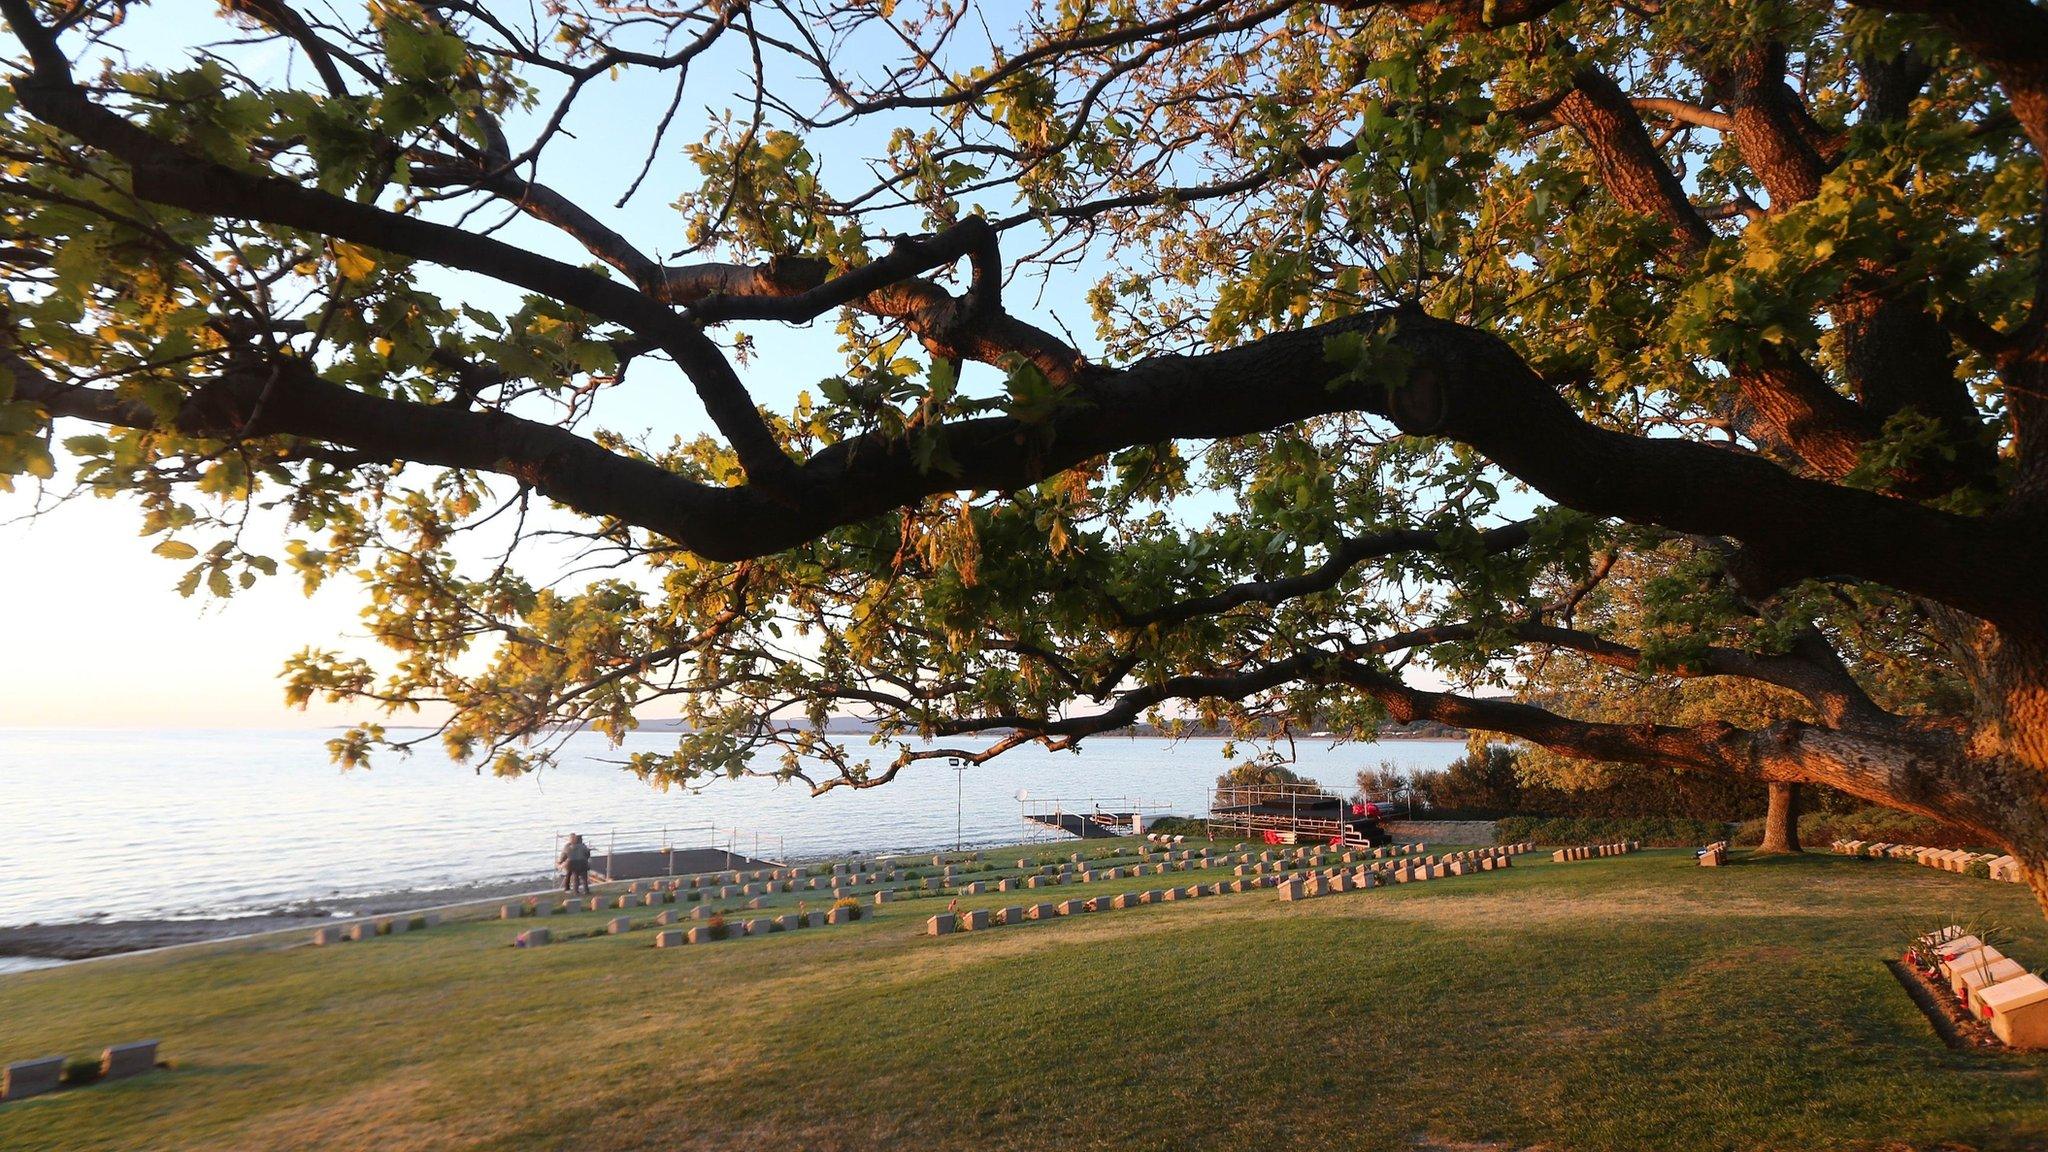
(831, 897, 863, 920)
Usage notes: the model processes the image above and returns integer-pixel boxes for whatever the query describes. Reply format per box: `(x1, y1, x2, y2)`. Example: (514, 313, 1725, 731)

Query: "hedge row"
(1492, 816, 1728, 848)
(1728, 805, 1982, 851)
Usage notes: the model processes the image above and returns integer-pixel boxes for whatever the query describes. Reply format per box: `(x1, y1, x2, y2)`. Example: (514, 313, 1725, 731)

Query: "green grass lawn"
(2, 844, 2045, 1151)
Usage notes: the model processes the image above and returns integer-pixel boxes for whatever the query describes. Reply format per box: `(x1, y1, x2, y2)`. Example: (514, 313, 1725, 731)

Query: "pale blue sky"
(0, 2, 1515, 731)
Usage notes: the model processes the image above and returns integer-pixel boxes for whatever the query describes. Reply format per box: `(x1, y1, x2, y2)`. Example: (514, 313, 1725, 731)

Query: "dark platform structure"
(599, 847, 778, 881)
(561, 824, 787, 882)
(1016, 796, 1172, 842)
(1023, 810, 1136, 839)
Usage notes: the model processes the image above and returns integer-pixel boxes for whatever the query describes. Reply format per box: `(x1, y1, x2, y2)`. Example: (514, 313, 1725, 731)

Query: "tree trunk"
(1758, 781, 1802, 854)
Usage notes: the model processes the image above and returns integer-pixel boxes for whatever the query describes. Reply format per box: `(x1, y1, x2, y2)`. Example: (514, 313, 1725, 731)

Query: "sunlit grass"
(2, 847, 2044, 1151)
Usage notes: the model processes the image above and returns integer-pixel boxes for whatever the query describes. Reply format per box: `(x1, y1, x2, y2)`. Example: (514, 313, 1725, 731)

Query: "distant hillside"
(619, 717, 1469, 740)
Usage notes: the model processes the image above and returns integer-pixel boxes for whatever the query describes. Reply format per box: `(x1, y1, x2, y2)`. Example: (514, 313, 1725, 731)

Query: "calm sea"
(0, 728, 1461, 930)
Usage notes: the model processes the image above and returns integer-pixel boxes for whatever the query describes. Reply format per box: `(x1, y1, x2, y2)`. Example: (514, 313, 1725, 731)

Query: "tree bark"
(1758, 782, 1803, 854)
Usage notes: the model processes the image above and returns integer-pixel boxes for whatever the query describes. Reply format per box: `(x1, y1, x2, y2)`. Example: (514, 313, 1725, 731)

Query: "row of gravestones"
(317, 879, 838, 947)
(585, 834, 1434, 903)
(505, 839, 1521, 950)
(577, 832, 1400, 942)
(637, 844, 1242, 905)
(312, 838, 1453, 951)
(623, 871, 975, 913)
(540, 900, 763, 923)
(505, 896, 778, 922)
(1835, 841, 2025, 883)
(310, 912, 440, 946)
(509, 870, 966, 932)
(951, 842, 1439, 896)
(819, 843, 1245, 893)
(626, 866, 975, 896)
(514, 905, 866, 948)
(639, 866, 807, 889)
(926, 845, 1530, 937)
(628, 852, 990, 893)
(2, 1042, 157, 1103)
(927, 877, 1289, 935)
(1280, 844, 1533, 903)
(1919, 925, 2048, 1049)
(584, 837, 1415, 906)
(637, 844, 1361, 909)
(1551, 842, 1640, 862)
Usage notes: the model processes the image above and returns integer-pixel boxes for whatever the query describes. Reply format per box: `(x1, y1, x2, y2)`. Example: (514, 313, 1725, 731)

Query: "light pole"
(950, 757, 967, 851)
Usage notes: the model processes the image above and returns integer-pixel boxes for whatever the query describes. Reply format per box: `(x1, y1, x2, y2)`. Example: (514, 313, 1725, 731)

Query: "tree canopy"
(4, 1, 2047, 903)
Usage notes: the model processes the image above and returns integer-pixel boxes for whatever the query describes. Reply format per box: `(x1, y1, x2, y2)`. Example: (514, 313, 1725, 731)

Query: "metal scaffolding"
(1207, 780, 1387, 846)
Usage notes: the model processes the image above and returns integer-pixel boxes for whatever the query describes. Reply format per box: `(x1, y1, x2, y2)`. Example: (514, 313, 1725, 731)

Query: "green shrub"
(60, 1056, 100, 1088)
(1369, 744, 1525, 817)
(1727, 805, 1982, 850)
(1494, 816, 1726, 847)
(1364, 743, 1774, 821)
(1217, 761, 1318, 789)
(1144, 816, 1209, 838)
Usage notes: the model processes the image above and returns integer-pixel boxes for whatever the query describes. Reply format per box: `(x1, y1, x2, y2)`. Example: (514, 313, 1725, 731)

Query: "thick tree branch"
(0, 2, 799, 492)
(1825, 49, 1997, 490)
(15, 301, 2046, 633)
(1555, 66, 1714, 256)
(408, 154, 667, 289)
(1119, 518, 1539, 630)
(1508, 621, 1891, 731)
(1556, 61, 1879, 482)
(659, 253, 1089, 386)
(1717, 42, 1830, 206)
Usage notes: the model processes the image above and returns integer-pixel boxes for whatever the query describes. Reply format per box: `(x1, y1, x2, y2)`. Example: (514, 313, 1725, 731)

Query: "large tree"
(3, 2, 2046, 905)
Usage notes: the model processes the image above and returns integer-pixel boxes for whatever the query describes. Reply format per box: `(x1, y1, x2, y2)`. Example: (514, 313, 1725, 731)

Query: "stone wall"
(1381, 820, 1498, 844)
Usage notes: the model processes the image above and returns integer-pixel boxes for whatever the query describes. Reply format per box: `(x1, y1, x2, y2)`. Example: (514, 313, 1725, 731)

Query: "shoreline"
(0, 873, 555, 962)
(0, 831, 1044, 962)
(0, 736, 1471, 965)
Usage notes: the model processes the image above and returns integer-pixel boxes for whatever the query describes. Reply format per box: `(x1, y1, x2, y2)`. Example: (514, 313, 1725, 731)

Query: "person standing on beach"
(559, 834, 593, 894)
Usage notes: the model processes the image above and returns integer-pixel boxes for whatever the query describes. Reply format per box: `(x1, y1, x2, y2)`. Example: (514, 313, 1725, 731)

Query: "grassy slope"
(1, 846, 2045, 1152)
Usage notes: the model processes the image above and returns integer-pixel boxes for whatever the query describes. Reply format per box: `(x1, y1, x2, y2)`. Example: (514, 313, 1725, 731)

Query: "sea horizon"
(0, 726, 1463, 934)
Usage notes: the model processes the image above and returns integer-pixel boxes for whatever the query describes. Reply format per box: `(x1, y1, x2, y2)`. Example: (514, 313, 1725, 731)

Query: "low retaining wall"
(1380, 820, 1497, 844)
